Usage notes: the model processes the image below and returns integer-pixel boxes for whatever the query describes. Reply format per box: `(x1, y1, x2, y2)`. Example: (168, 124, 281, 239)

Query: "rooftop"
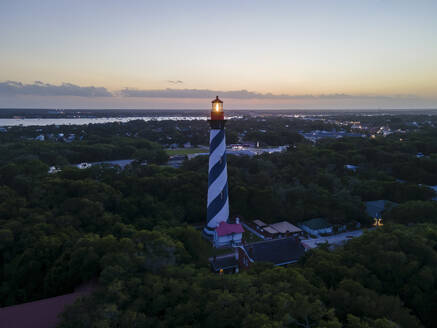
(245, 238, 305, 265)
(210, 255, 238, 272)
(212, 96, 223, 103)
(269, 221, 302, 234)
(263, 226, 279, 234)
(301, 218, 332, 230)
(0, 282, 95, 328)
(253, 219, 267, 227)
(216, 221, 244, 237)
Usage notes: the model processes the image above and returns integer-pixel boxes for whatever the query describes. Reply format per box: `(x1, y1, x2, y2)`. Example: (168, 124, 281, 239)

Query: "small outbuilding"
(253, 219, 267, 228)
(300, 218, 333, 235)
(262, 226, 280, 239)
(269, 221, 303, 237)
(210, 255, 239, 273)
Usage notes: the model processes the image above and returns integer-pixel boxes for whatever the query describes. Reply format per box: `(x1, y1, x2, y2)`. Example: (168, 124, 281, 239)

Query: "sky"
(0, 0, 436, 110)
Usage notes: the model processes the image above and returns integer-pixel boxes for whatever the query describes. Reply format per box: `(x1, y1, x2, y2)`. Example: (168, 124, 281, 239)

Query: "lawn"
(166, 148, 207, 155)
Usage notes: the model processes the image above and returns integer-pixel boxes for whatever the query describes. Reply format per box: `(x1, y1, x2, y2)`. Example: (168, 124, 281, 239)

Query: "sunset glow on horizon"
(1, 0, 436, 109)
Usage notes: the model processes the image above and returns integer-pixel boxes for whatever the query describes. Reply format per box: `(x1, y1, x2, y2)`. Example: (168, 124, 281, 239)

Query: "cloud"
(118, 88, 417, 100)
(118, 88, 289, 98)
(0, 81, 427, 104)
(167, 80, 183, 84)
(0, 81, 112, 97)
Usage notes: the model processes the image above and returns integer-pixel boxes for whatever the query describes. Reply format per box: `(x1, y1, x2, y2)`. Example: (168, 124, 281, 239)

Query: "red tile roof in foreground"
(216, 221, 244, 237)
(0, 283, 95, 328)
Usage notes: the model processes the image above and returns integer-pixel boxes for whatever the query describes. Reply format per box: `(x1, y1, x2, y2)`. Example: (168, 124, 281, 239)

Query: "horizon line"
(1, 107, 437, 112)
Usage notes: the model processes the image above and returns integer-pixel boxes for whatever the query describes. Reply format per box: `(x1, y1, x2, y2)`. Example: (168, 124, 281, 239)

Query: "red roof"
(216, 221, 244, 237)
(0, 282, 96, 328)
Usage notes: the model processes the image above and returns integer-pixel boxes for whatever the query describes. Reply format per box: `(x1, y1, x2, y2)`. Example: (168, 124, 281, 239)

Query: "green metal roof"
(301, 218, 331, 230)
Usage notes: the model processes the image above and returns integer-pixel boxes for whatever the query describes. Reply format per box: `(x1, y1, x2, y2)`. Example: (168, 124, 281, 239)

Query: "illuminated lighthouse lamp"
(211, 96, 224, 120)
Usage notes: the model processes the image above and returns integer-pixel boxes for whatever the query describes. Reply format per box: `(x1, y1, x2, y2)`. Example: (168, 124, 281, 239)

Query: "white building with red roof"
(213, 220, 244, 247)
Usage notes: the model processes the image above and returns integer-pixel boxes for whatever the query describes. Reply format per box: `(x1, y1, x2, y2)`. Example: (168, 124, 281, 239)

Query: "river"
(0, 116, 214, 127)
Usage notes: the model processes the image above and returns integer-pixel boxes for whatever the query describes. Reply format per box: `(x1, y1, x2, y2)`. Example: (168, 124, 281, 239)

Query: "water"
(0, 116, 213, 127)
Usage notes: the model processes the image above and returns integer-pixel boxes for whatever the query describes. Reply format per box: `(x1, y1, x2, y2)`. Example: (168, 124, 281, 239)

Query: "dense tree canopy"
(1, 116, 436, 327)
(57, 224, 437, 328)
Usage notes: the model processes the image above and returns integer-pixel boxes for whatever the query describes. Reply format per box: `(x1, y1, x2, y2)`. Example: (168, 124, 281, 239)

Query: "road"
(301, 229, 365, 249)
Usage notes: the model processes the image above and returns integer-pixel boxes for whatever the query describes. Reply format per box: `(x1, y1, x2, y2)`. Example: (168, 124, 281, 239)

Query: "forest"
(1, 116, 437, 327)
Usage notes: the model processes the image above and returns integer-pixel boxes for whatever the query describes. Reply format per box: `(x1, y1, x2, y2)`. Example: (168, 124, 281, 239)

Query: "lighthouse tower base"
(203, 226, 215, 239)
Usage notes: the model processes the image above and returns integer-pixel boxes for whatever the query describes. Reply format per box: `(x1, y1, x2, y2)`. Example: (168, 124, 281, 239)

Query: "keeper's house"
(213, 221, 244, 247)
(300, 218, 333, 235)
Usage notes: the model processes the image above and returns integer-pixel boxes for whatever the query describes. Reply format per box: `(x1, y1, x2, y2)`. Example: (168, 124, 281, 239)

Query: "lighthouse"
(204, 96, 230, 236)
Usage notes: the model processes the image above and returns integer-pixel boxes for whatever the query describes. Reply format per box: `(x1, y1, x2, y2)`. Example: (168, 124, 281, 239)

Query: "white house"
(77, 163, 92, 169)
(213, 221, 244, 248)
(345, 164, 359, 172)
(48, 166, 61, 174)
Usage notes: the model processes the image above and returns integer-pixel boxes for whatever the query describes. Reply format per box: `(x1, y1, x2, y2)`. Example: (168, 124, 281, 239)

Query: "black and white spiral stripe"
(206, 129, 229, 230)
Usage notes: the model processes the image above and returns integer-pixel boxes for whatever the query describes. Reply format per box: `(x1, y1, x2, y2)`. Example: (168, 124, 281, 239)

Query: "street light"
(373, 218, 384, 227)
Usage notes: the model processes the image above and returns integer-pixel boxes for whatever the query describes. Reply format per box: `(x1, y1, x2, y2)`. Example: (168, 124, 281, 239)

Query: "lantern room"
(211, 96, 224, 120)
